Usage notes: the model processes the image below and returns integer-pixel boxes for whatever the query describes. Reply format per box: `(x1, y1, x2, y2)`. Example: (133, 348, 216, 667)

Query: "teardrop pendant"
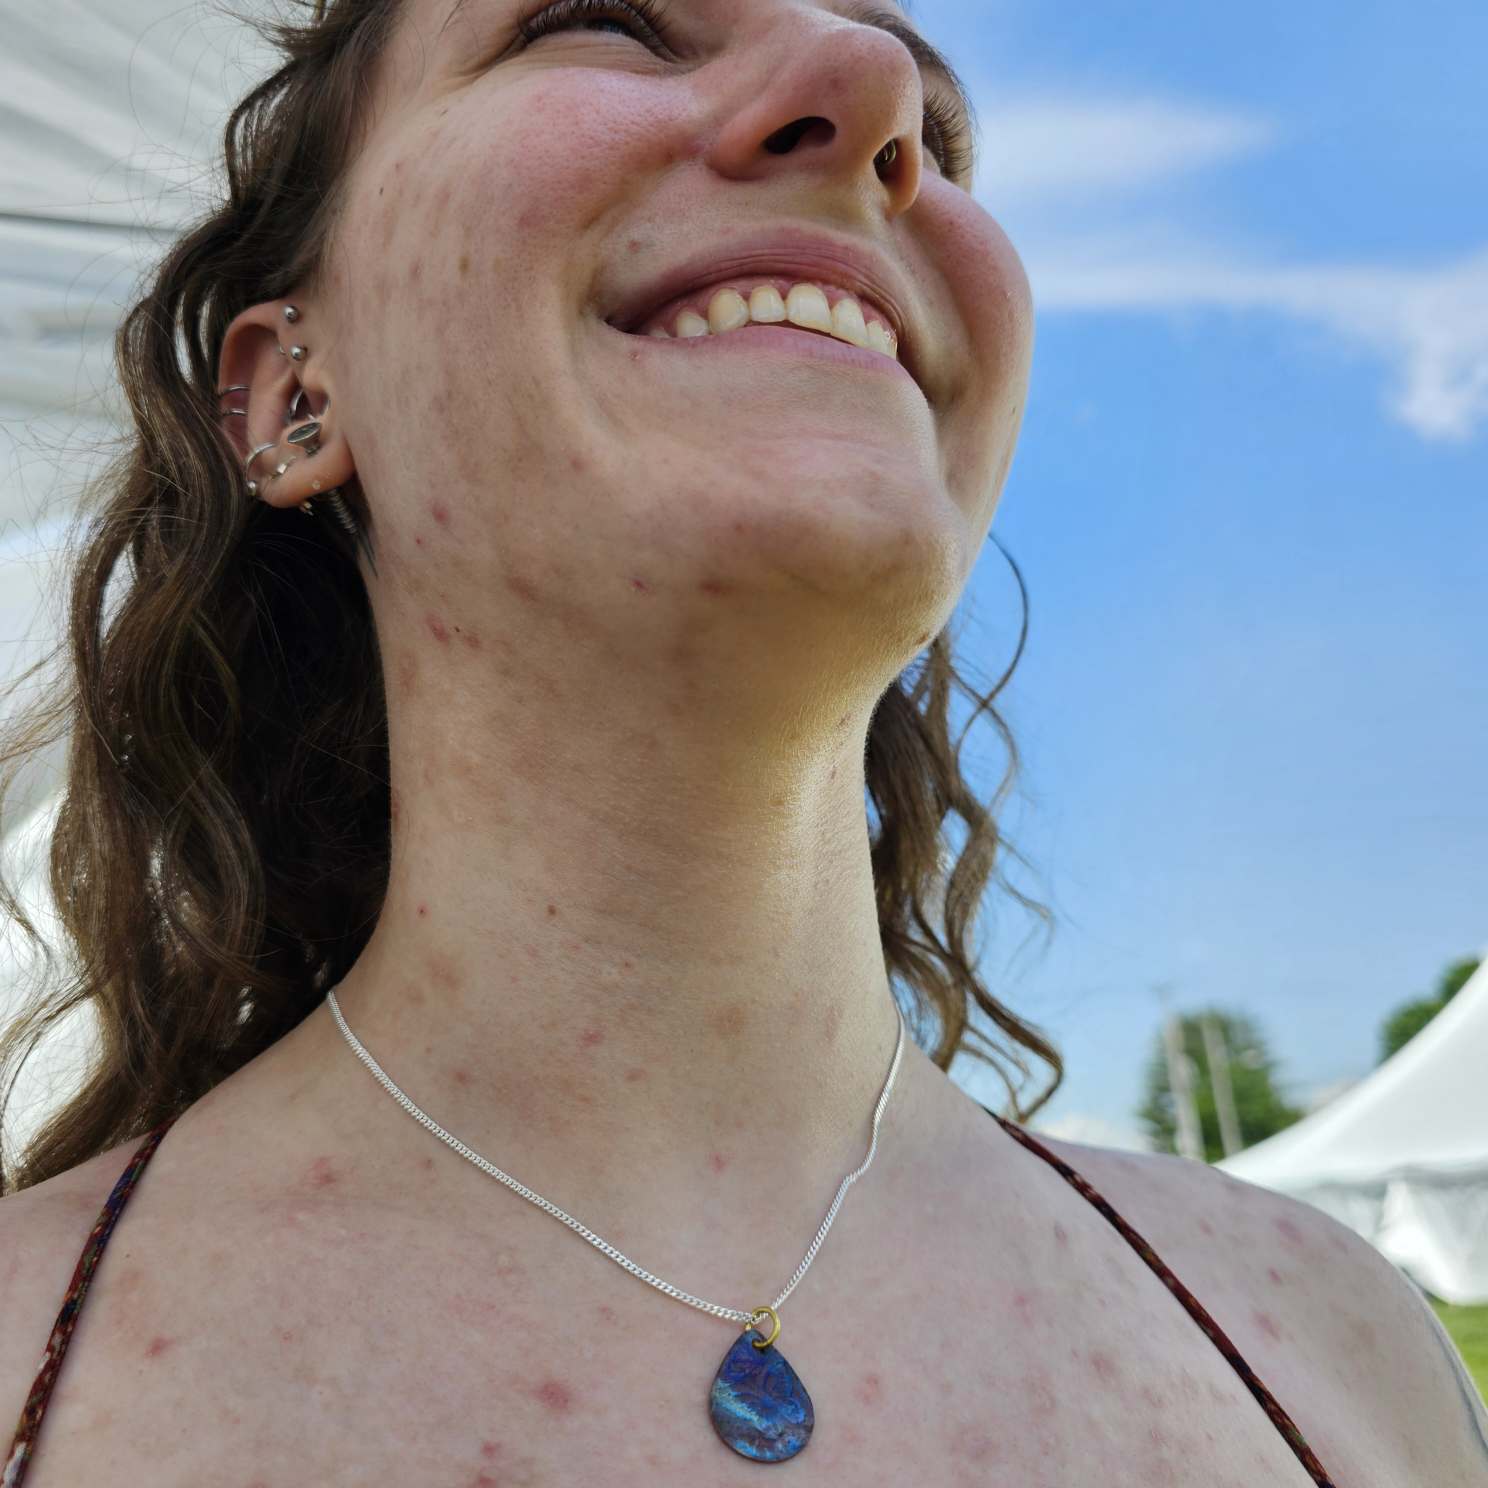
(708, 1313, 815, 1463)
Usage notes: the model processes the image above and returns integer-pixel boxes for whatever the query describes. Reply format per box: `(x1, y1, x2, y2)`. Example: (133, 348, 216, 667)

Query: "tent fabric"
(1217, 957, 1488, 1305)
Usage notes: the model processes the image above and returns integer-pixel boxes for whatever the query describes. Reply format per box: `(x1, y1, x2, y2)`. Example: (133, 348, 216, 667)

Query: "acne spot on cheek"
(533, 1378, 574, 1412)
(856, 1372, 882, 1405)
(452, 1068, 471, 1086)
(698, 579, 732, 597)
(579, 1027, 604, 1048)
(431, 500, 451, 527)
(631, 578, 650, 592)
(307, 1156, 337, 1188)
(144, 1335, 176, 1358)
(426, 613, 450, 643)
(708, 1152, 727, 1174)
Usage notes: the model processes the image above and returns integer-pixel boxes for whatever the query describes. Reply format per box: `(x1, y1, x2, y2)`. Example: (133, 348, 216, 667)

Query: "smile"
(623, 277, 900, 362)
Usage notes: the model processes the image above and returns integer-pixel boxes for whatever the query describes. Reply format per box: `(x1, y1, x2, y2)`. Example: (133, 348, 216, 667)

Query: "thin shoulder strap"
(3, 1113, 181, 1488)
(988, 1110, 1338, 1488)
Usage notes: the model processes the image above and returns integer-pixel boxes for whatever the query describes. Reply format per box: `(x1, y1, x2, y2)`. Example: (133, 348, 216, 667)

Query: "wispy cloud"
(971, 89, 1488, 443)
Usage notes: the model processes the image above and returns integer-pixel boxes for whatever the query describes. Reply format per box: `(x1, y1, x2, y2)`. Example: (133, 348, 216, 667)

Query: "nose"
(703, 9, 929, 218)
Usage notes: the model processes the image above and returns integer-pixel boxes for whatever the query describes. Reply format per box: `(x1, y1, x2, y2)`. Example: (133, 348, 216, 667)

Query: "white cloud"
(969, 88, 1488, 443)
(975, 94, 1275, 203)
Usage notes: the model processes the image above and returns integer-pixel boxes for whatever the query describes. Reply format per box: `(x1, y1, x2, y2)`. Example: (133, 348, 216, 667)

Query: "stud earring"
(284, 305, 301, 322)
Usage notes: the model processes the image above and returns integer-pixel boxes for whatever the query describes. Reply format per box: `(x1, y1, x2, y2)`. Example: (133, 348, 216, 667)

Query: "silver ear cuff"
(216, 305, 377, 577)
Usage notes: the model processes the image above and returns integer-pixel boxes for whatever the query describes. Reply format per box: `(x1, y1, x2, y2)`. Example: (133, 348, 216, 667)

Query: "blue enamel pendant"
(708, 1307, 815, 1463)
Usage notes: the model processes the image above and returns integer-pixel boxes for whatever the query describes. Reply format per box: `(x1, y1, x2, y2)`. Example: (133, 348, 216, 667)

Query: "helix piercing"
(283, 305, 300, 322)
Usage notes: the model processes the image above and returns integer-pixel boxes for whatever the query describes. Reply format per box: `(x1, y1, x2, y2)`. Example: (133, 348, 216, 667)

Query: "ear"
(215, 298, 357, 513)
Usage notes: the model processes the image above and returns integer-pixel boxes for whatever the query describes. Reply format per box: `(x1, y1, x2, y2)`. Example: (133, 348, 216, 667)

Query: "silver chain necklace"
(324, 985, 907, 1465)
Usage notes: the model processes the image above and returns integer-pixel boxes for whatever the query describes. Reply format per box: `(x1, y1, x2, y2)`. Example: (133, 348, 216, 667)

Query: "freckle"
(1266, 1266, 1284, 1285)
(1053, 1222, 1069, 1246)
(308, 1156, 337, 1187)
(856, 1372, 882, 1405)
(145, 1335, 175, 1358)
(580, 1027, 604, 1047)
(534, 1377, 573, 1412)
(546, 903, 559, 916)
(426, 613, 450, 643)
(625, 1066, 646, 1082)
(1253, 1308, 1283, 1342)
(709, 1152, 727, 1174)
(431, 500, 451, 526)
(459, 253, 471, 276)
(621, 958, 633, 970)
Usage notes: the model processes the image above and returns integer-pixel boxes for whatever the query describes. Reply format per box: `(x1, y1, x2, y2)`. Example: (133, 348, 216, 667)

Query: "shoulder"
(0, 1140, 144, 1437)
(1031, 1131, 1488, 1485)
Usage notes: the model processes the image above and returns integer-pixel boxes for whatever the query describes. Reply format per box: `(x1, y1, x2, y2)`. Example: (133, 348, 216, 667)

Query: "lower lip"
(611, 322, 924, 397)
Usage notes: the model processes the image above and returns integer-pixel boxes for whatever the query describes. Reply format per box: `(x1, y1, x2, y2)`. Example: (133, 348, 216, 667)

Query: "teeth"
(707, 288, 750, 333)
(748, 285, 787, 323)
(785, 283, 833, 335)
(637, 280, 900, 361)
(830, 295, 869, 348)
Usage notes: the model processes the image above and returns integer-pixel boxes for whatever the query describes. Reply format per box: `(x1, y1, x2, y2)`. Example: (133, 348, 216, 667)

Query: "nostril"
(761, 116, 833, 154)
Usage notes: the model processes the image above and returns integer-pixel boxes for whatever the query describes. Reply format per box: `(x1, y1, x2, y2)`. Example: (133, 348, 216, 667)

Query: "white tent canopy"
(1217, 955, 1488, 1305)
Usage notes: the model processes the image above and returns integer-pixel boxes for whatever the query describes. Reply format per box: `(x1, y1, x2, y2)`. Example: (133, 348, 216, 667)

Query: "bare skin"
(0, 1017, 1410, 1485)
(3, 0, 1484, 1481)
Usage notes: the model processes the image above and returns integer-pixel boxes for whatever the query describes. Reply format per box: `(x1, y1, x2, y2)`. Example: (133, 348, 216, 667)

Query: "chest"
(19, 1197, 1358, 1487)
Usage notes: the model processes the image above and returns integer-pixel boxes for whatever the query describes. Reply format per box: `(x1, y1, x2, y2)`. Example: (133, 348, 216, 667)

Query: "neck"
(301, 656, 926, 1249)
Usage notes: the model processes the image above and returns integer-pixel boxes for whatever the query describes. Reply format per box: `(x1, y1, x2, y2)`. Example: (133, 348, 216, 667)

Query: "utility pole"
(1201, 1012, 1244, 1157)
(1156, 983, 1204, 1161)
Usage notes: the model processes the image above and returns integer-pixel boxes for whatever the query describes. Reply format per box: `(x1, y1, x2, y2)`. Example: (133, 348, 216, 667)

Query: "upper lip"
(602, 226, 932, 400)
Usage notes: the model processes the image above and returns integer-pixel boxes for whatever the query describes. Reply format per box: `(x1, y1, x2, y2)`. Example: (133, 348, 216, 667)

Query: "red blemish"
(597, 1304, 616, 1324)
(1139, 1383, 1166, 1410)
(709, 1152, 727, 1174)
(426, 613, 450, 643)
(621, 958, 633, 970)
(415, 534, 424, 546)
(422, 1155, 435, 1170)
(506, 572, 540, 604)
(1011, 1290, 1036, 1325)
(461, 631, 482, 649)
(308, 1156, 337, 1188)
(431, 500, 451, 526)
(631, 577, 650, 592)
(480, 1440, 502, 1459)
(452, 1068, 471, 1086)
(280, 1329, 295, 1343)
(473, 1475, 499, 1487)
(580, 1027, 604, 1047)
(546, 903, 559, 917)
(856, 1372, 882, 1405)
(699, 579, 732, 596)
(1089, 1349, 1118, 1382)
(1253, 1308, 1283, 1342)
(417, 903, 429, 917)
(624, 1066, 646, 1083)
(1266, 1266, 1285, 1285)
(144, 1335, 175, 1358)
(1197, 1217, 1215, 1236)
(534, 1377, 573, 1412)
(731, 521, 745, 533)
(1275, 1215, 1307, 1247)
(1053, 1221, 1070, 1246)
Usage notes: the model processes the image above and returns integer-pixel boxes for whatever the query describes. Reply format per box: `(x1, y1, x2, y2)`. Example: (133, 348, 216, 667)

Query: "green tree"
(1137, 1008, 1304, 1161)
(1378, 955, 1481, 1065)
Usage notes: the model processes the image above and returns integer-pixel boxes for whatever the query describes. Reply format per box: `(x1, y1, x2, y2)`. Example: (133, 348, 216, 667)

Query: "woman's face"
(318, 0, 1033, 671)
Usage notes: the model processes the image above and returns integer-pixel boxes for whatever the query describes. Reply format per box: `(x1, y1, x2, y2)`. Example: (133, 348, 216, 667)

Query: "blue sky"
(918, 0, 1488, 1146)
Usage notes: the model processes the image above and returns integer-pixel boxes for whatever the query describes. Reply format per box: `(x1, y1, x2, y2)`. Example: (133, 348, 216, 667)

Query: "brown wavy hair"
(0, 0, 1060, 1196)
